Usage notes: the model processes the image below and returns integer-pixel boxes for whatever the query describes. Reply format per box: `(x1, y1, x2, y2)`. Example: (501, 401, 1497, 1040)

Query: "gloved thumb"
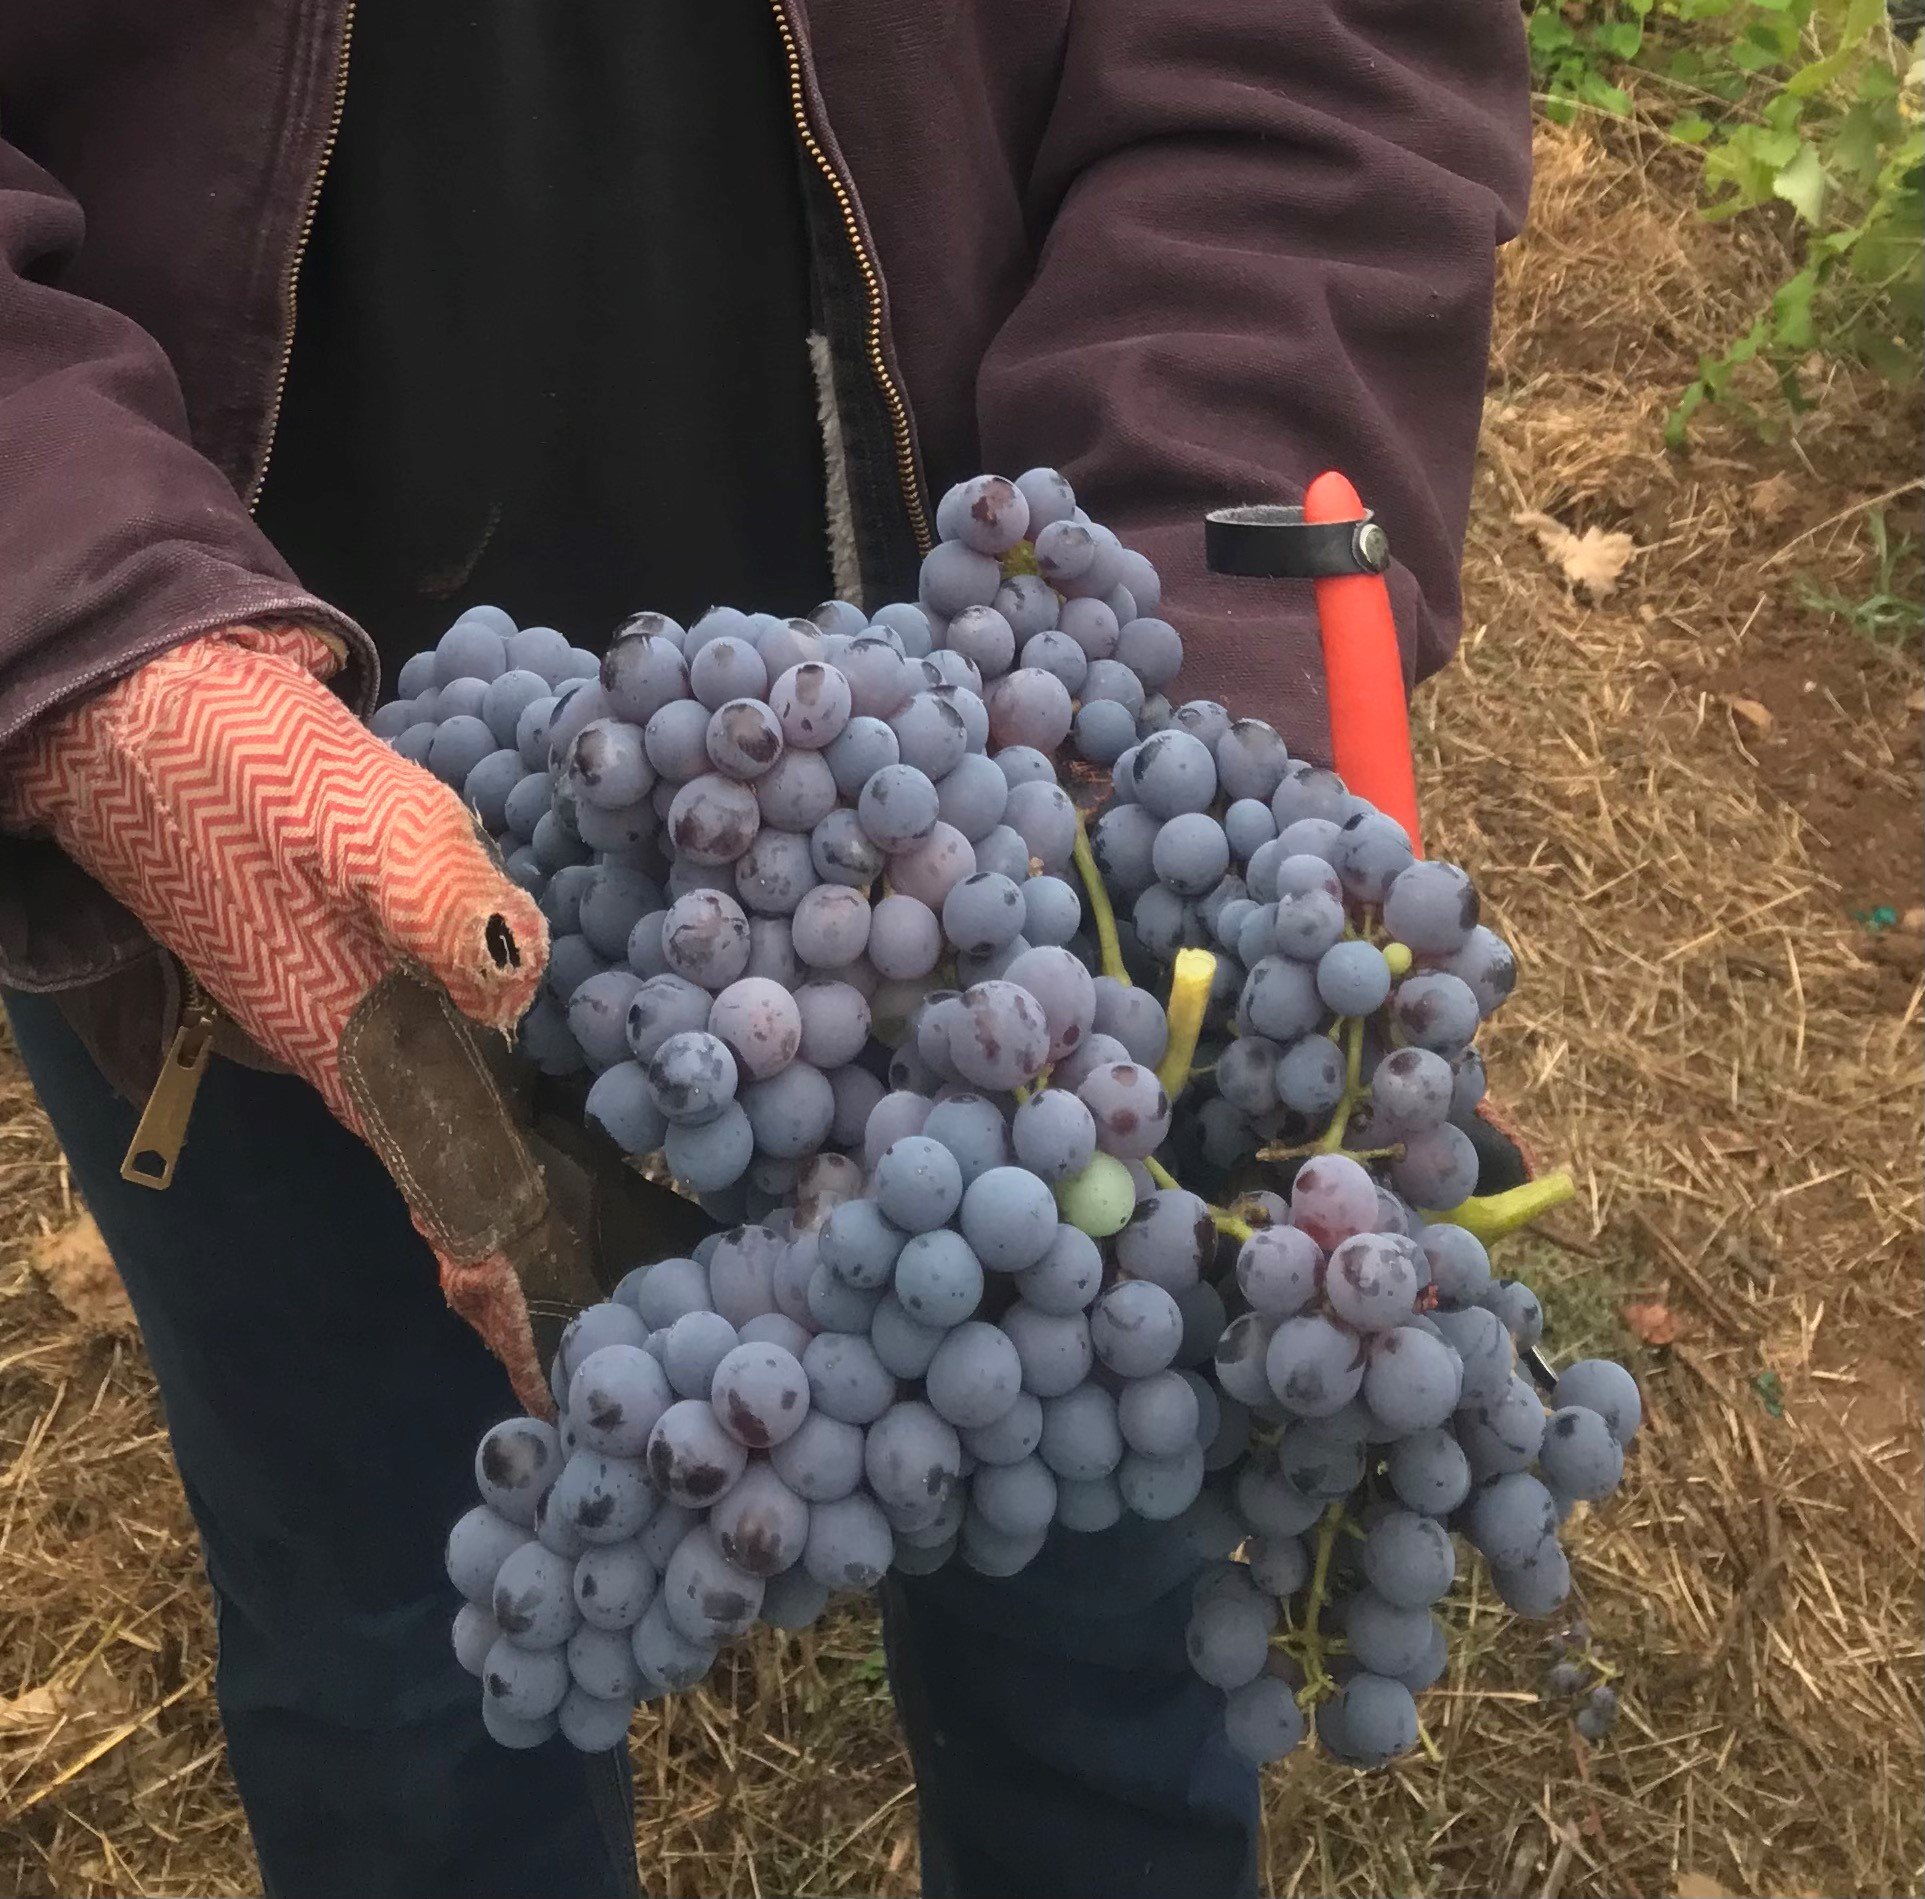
(266, 651, 549, 1033)
(346, 768, 549, 1035)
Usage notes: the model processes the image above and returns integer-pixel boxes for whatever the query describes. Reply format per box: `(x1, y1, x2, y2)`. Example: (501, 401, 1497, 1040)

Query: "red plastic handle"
(1304, 471, 1423, 856)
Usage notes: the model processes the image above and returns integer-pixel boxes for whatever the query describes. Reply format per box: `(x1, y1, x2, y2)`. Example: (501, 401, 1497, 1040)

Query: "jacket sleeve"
(974, 0, 1532, 760)
(0, 137, 371, 758)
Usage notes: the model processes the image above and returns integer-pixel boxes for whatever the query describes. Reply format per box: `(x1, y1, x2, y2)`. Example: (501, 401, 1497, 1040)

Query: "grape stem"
(1257, 1139, 1403, 1164)
(1324, 1016, 1367, 1151)
(1155, 947, 1217, 1103)
(1141, 1155, 1253, 1242)
(1071, 811, 1130, 986)
(1275, 1500, 1348, 1708)
(1001, 540, 1040, 580)
(1425, 1170, 1577, 1246)
(1271, 1013, 1374, 1161)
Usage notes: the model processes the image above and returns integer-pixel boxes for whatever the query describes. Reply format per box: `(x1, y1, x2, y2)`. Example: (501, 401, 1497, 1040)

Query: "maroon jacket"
(0, 1, 1530, 998)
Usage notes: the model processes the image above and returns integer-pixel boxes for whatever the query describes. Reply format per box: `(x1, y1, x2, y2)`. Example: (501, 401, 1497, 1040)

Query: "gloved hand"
(0, 625, 579, 1412)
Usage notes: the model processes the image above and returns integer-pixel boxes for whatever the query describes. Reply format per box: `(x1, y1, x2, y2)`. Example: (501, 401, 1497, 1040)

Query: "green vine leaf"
(1527, 0, 1920, 440)
(1772, 142, 1829, 222)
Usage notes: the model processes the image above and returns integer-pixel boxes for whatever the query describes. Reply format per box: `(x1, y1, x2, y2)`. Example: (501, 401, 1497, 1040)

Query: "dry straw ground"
(1, 115, 1920, 1899)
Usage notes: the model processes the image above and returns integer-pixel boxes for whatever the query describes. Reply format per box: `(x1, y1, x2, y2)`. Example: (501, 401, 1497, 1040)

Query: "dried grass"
(1, 115, 1920, 1899)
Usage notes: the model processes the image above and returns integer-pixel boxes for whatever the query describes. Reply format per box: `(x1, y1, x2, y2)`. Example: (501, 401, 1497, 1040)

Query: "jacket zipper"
(246, 1, 358, 511)
(121, 968, 220, 1191)
(119, 9, 354, 1176)
(767, 1, 932, 558)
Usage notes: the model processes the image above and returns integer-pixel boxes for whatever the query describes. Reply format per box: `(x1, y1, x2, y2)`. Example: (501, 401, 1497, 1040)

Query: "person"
(0, 6, 1532, 1895)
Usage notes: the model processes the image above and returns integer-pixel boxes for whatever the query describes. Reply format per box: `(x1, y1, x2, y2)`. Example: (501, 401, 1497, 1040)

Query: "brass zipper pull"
(122, 990, 220, 1191)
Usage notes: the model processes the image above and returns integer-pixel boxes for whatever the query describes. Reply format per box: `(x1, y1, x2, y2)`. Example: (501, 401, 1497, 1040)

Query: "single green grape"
(1053, 1152, 1135, 1237)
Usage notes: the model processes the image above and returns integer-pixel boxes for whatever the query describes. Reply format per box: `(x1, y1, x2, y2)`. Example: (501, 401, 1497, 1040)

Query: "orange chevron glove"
(1, 627, 561, 1407)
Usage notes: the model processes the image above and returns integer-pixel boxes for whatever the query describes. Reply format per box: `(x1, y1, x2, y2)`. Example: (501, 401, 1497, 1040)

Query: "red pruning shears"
(1205, 472, 1424, 857)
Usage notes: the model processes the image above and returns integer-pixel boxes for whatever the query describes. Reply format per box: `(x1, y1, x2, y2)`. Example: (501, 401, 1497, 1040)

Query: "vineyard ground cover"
(0, 114, 1918, 1898)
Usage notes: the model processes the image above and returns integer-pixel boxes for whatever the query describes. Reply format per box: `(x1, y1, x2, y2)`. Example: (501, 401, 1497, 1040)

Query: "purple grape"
(1077, 1061, 1172, 1161)
(888, 822, 977, 909)
(686, 636, 768, 712)
(792, 883, 873, 970)
(769, 1409, 865, 1502)
(920, 541, 1003, 618)
(667, 773, 760, 866)
(645, 1400, 749, 1508)
(841, 638, 915, 719)
(857, 764, 940, 852)
(741, 1063, 834, 1160)
(704, 699, 784, 781)
(1115, 616, 1183, 688)
(889, 691, 970, 780)
(986, 668, 1073, 752)
(934, 753, 1009, 839)
(801, 1492, 894, 1590)
(601, 633, 688, 724)
(925, 1321, 1024, 1430)
(801, 1329, 899, 1425)
(1152, 813, 1231, 899)
(698, 979, 800, 1084)
(1389, 971, 1481, 1054)
(944, 604, 1017, 678)
(1003, 779, 1076, 872)
(660, 890, 750, 990)
(948, 981, 1051, 1091)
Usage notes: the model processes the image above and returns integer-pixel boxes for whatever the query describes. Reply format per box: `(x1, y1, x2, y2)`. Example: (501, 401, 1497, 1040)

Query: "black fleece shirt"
(255, 0, 834, 681)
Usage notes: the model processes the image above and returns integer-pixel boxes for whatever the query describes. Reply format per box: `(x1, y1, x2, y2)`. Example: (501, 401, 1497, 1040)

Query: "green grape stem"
(1422, 1171, 1578, 1246)
(1318, 1016, 1368, 1153)
(1256, 1009, 1371, 1165)
(1071, 811, 1130, 986)
(1142, 1154, 1254, 1244)
(1272, 1500, 1348, 1709)
(1155, 947, 1217, 1102)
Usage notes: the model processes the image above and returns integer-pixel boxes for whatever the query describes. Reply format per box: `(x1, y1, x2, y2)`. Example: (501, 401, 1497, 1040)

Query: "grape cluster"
(1185, 1149, 1640, 1768)
(444, 1109, 1214, 1753)
(448, 1229, 874, 1752)
(385, 465, 1642, 1773)
(1080, 726, 1514, 1205)
(375, 471, 1187, 1222)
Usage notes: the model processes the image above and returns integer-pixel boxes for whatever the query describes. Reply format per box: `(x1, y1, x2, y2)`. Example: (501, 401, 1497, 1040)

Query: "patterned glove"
(1, 626, 573, 1411)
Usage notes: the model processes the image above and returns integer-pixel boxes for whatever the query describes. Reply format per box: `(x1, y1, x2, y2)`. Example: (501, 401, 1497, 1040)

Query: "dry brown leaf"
(1902, 906, 1925, 934)
(1747, 472, 1796, 522)
(1722, 695, 1773, 734)
(0, 1682, 72, 1736)
(1674, 1877, 1739, 1899)
(32, 1212, 135, 1334)
(1907, 686, 1924, 716)
(1623, 1299, 1680, 1346)
(0, 1658, 128, 1741)
(1514, 510, 1637, 599)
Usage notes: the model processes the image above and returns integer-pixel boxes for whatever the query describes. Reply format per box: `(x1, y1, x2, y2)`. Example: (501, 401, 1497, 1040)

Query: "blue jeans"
(6, 990, 1256, 1899)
